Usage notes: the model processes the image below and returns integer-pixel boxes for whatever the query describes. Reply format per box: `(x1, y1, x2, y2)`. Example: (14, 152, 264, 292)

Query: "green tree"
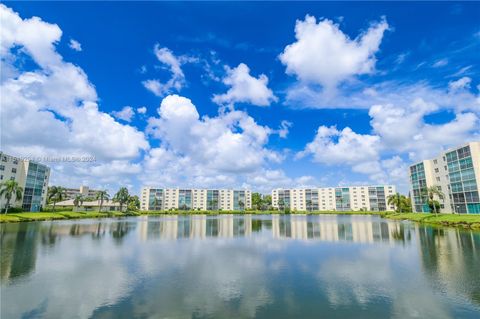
(401, 196, 412, 212)
(127, 195, 140, 211)
(306, 199, 313, 212)
(48, 186, 67, 212)
(208, 199, 218, 210)
(238, 200, 245, 211)
(387, 193, 403, 213)
(251, 193, 262, 210)
(262, 195, 272, 210)
(278, 198, 285, 212)
(95, 190, 110, 212)
(73, 194, 84, 209)
(424, 185, 444, 215)
(150, 197, 161, 210)
(0, 180, 23, 214)
(113, 187, 129, 212)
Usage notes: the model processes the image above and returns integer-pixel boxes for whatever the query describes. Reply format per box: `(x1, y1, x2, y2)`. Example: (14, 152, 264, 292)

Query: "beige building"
(64, 185, 100, 199)
(55, 199, 126, 212)
(0, 152, 50, 212)
(409, 142, 480, 214)
(140, 187, 252, 211)
(272, 185, 396, 212)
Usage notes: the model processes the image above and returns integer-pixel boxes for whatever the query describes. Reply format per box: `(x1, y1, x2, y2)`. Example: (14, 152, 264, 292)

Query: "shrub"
(2, 207, 23, 214)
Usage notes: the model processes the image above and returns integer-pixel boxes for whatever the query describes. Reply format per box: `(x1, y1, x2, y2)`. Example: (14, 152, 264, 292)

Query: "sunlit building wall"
(0, 152, 50, 212)
(408, 142, 480, 214)
(271, 185, 396, 212)
(140, 187, 252, 211)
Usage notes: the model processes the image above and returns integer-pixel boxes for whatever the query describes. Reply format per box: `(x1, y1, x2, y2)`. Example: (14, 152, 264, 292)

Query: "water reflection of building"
(271, 215, 404, 243)
(142, 215, 409, 244)
(416, 226, 480, 306)
(1, 223, 38, 282)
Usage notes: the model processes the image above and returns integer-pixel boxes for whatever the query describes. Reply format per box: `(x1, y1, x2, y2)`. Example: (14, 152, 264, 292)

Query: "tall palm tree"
(278, 199, 285, 212)
(95, 190, 110, 212)
(424, 185, 444, 215)
(306, 199, 312, 212)
(73, 194, 84, 209)
(113, 187, 129, 212)
(48, 186, 67, 212)
(0, 180, 23, 214)
(387, 192, 403, 213)
(238, 200, 245, 211)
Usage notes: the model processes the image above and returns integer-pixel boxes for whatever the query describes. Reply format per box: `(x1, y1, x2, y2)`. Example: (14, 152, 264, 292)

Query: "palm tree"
(278, 199, 285, 212)
(306, 199, 312, 212)
(113, 187, 129, 212)
(338, 197, 344, 212)
(73, 194, 84, 210)
(0, 180, 23, 214)
(238, 200, 245, 211)
(95, 190, 110, 212)
(208, 199, 218, 210)
(424, 185, 444, 215)
(48, 186, 67, 212)
(387, 192, 403, 213)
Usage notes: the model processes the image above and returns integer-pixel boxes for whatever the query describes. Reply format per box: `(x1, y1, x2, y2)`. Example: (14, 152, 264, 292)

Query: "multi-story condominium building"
(409, 142, 480, 214)
(64, 185, 100, 199)
(271, 185, 396, 212)
(0, 152, 50, 212)
(140, 187, 252, 211)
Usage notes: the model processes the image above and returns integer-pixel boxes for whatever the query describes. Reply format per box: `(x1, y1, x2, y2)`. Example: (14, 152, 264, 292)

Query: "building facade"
(64, 185, 100, 199)
(140, 187, 252, 211)
(0, 152, 50, 212)
(271, 185, 396, 212)
(409, 142, 480, 214)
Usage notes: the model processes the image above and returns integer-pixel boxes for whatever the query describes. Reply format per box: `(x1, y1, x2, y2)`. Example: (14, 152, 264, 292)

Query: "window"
(433, 159, 438, 164)
(464, 191, 479, 203)
(436, 177, 441, 182)
(434, 168, 439, 173)
(1, 156, 7, 162)
(0, 175, 2, 180)
(0, 165, 4, 171)
(11, 168, 16, 173)
(10, 177, 15, 181)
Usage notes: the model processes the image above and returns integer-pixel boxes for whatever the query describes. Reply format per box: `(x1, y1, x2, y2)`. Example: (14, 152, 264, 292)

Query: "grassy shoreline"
(0, 210, 479, 230)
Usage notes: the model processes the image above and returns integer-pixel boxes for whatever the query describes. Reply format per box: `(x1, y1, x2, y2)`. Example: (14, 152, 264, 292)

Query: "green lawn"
(1, 210, 479, 229)
(382, 212, 480, 229)
(0, 211, 131, 223)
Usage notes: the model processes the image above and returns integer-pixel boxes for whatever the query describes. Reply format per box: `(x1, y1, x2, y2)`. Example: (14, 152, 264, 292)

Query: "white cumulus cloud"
(112, 106, 135, 122)
(137, 106, 147, 114)
(212, 63, 278, 107)
(142, 45, 197, 96)
(68, 38, 82, 51)
(279, 15, 389, 93)
(0, 4, 149, 191)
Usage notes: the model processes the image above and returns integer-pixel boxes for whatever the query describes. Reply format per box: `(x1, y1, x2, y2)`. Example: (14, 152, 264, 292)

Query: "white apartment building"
(0, 152, 50, 212)
(271, 185, 396, 212)
(409, 142, 480, 214)
(140, 187, 252, 211)
(64, 185, 100, 199)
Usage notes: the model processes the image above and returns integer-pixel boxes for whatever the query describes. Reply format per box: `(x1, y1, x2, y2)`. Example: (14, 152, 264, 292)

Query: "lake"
(1, 214, 479, 318)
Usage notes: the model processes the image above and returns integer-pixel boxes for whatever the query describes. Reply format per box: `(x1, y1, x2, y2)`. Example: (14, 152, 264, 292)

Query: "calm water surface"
(1, 214, 479, 319)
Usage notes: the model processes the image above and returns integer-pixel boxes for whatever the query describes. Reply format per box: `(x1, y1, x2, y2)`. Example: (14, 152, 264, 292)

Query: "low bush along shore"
(0, 210, 479, 229)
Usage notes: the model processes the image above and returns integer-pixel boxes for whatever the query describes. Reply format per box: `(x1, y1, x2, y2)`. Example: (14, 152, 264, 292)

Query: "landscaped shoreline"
(1, 211, 479, 230)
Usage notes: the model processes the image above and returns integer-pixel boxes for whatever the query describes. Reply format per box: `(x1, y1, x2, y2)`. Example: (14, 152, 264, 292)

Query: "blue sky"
(1, 2, 479, 194)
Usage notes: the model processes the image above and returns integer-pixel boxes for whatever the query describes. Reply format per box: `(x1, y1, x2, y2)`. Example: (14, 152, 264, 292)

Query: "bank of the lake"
(1, 210, 479, 229)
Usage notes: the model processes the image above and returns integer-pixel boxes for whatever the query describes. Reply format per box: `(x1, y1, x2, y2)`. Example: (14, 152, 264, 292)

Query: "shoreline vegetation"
(0, 210, 479, 230)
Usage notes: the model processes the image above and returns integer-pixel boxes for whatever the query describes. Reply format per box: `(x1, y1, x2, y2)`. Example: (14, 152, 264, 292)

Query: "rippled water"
(1, 214, 479, 319)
